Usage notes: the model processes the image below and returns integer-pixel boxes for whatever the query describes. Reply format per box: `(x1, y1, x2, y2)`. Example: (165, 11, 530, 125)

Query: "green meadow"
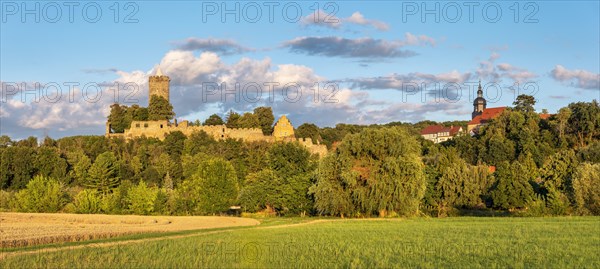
(2, 217, 599, 268)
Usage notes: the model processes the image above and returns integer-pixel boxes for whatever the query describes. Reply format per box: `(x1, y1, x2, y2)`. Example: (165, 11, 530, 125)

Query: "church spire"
(477, 80, 483, 97)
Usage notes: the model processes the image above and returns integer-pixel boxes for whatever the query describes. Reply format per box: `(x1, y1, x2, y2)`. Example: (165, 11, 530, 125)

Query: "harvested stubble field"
(0, 212, 259, 248)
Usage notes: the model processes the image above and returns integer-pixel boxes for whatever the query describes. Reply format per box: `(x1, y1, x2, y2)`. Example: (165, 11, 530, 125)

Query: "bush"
(572, 163, 600, 215)
(126, 181, 158, 215)
(13, 175, 68, 212)
(0, 190, 14, 211)
(100, 180, 132, 214)
(74, 189, 102, 214)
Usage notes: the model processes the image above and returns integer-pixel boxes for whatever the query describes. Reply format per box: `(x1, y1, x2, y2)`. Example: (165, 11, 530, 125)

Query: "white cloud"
(345, 12, 390, 31)
(301, 10, 389, 31)
(550, 65, 599, 90)
(477, 52, 538, 84)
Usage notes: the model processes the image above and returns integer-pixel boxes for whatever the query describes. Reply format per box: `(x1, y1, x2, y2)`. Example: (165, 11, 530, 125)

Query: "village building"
(420, 125, 463, 143)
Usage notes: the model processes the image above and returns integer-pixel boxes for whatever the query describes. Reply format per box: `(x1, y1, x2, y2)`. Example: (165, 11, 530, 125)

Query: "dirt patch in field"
(0, 212, 259, 248)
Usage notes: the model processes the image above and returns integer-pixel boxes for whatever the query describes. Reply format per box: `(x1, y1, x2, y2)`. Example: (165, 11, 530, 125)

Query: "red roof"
(468, 107, 506, 125)
(539, 113, 552, 120)
(421, 125, 462, 136)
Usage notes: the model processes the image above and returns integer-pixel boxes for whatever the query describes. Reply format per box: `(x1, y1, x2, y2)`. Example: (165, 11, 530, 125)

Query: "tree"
(203, 114, 224, 126)
(309, 154, 355, 217)
(239, 169, 285, 213)
(553, 107, 572, 143)
(126, 181, 158, 215)
(13, 175, 67, 213)
(490, 161, 534, 210)
(108, 103, 129, 133)
(0, 135, 12, 147)
(567, 100, 600, 147)
(225, 110, 241, 128)
(148, 95, 175, 121)
(0, 146, 37, 189)
(240, 142, 316, 215)
(85, 152, 120, 194)
(129, 104, 149, 121)
(74, 189, 102, 214)
(164, 131, 186, 158)
(254, 106, 275, 135)
(183, 131, 216, 156)
(296, 123, 322, 144)
(572, 163, 600, 215)
(194, 158, 239, 214)
(311, 127, 426, 217)
(435, 148, 483, 212)
(238, 112, 260, 128)
(36, 147, 68, 183)
(513, 94, 536, 113)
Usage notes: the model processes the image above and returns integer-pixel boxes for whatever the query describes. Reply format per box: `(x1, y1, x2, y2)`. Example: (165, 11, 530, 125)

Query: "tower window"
(144, 123, 148, 128)
(160, 124, 163, 128)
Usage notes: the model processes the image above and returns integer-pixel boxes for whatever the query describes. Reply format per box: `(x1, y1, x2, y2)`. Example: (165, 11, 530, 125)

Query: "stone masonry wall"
(107, 120, 326, 156)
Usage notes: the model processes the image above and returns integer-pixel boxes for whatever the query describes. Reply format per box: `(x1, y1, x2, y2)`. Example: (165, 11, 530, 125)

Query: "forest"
(0, 97, 598, 217)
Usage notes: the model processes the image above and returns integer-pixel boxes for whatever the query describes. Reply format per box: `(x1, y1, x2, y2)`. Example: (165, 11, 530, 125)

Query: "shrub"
(13, 175, 68, 212)
(0, 190, 14, 211)
(74, 189, 102, 214)
(572, 163, 600, 215)
(126, 181, 158, 215)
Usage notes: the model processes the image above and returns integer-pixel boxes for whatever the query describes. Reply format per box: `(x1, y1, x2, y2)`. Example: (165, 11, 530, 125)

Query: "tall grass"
(2, 217, 599, 268)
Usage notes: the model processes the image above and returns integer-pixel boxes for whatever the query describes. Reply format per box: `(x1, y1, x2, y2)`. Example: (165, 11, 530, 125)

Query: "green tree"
(567, 100, 600, 147)
(193, 158, 239, 214)
(253, 106, 275, 135)
(85, 152, 120, 194)
(225, 110, 241, 128)
(129, 104, 149, 121)
(0, 135, 12, 147)
(36, 147, 68, 183)
(164, 131, 186, 158)
(309, 154, 355, 217)
(238, 112, 260, 128)
(203, 114, 224, 126)
(295, 123, 322, 144)
(572, 163, 600, 215)
(108, 103, 129, 133)
(435, 148, 483, 212)
(490, 161, 534, 210)
(311, 127, 426, 217)
(0, 146, 37, 189)
(73, 189, 102, 214)
(126, 181, 158, 215)
(13, 175, 67, 212)
(240, 142, 315, 215)
(513, 94, 536, 113)
(183, 131, 216, 156)
(148, 95, 175, 121)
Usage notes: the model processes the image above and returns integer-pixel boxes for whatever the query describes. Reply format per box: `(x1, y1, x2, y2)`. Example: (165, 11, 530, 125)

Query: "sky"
(1, 1, 599, 140)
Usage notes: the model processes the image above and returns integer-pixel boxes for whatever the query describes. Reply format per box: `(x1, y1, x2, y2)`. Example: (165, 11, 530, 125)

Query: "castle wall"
(106, 120, 326, 156)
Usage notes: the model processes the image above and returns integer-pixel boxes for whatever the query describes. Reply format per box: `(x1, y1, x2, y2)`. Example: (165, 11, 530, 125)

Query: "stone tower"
(273, 115, 295, 141)
(472, 81, 486, 119)
(149, 67, 170, 102)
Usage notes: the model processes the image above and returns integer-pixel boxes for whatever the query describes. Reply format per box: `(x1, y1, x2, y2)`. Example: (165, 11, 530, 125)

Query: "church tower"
(149, 67, 170, 103)
(472, 81, 486, 119)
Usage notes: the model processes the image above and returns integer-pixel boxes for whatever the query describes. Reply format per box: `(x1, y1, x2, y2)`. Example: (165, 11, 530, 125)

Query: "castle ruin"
(106, 68, 327, 156)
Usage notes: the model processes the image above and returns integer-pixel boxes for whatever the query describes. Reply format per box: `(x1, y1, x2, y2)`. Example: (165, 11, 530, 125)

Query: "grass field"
(1, 216, 599, 268)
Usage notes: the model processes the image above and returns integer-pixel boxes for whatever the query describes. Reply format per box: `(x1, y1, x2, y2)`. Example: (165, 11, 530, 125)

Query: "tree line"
(0, 97, 598, 217)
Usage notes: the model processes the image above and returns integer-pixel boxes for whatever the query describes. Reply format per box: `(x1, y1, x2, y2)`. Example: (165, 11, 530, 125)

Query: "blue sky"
(1, 1, 599, 139)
